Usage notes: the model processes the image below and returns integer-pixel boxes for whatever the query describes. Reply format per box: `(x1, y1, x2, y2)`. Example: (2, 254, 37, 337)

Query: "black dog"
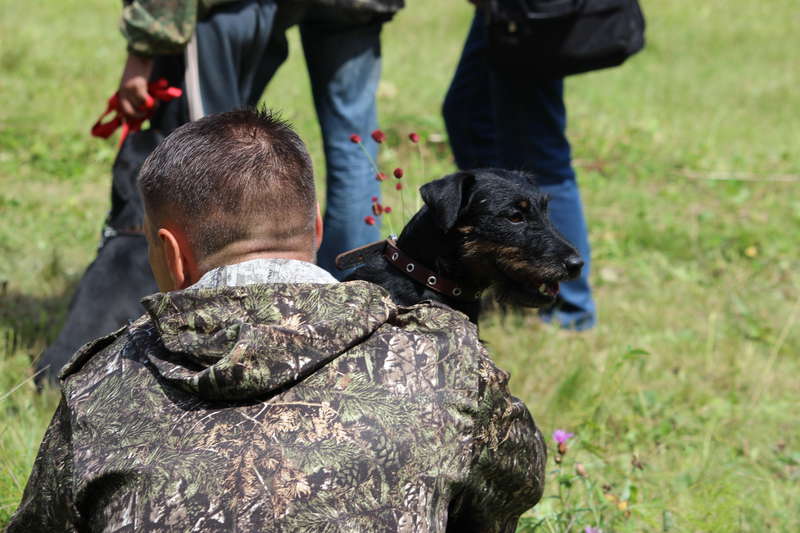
(346, 168, 583, 323)
(35, 131, 163, 385)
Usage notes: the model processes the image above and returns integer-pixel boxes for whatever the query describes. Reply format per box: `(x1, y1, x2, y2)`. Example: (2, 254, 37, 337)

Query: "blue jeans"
(299, 10, 383, 276)
(442, 10, 596, 330)
(196, 2, 383, 278)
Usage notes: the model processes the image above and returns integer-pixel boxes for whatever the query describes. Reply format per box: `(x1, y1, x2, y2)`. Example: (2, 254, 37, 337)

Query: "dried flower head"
(575, 463, 587, 477)
(371, 129, 387, 143)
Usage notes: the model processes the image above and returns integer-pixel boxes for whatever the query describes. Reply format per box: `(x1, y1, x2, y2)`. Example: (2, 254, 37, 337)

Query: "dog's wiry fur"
(348, 168, 583, 323)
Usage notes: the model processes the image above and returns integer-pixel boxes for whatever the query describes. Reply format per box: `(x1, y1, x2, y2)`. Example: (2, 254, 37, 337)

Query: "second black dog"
(347, 168, 584, 323)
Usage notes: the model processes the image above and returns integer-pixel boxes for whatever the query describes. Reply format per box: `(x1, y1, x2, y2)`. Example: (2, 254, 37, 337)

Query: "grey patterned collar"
(192, 258, 338, 289)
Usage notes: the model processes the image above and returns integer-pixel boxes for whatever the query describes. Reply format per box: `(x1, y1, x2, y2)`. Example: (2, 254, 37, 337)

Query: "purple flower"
(584, 527, 602, 533)
(553, 429, 574, 444)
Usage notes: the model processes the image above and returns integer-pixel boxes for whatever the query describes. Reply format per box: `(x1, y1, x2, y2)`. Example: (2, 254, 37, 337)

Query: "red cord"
(91, 78, 182, 145)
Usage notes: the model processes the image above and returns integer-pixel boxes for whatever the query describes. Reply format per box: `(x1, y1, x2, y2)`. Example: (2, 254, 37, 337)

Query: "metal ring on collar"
(406, 263, 415, 273)
(452, 288, 462, 296)
(427, 276, 437, 286)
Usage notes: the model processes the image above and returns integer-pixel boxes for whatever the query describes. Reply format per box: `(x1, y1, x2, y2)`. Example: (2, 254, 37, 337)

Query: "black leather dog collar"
(382, 240, 483, 303)
(335, 239, 483, 303)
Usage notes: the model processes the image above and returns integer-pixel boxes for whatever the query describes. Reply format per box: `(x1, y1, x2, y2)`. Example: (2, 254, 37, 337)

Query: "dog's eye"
(506, 213, 525, 224)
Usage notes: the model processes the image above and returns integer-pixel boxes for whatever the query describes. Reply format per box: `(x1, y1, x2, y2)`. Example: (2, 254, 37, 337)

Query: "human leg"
(441, 10, 595, 329)
(491, 74, 596, 330)
(533, 177, 596, 330)
(442, 11, 498, 169)
(194, 0, 282, 113)
(299, 9, 384, 277)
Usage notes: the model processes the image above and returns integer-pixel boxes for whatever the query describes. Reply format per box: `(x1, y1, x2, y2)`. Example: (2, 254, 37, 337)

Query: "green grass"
(1, 0, 799, 530)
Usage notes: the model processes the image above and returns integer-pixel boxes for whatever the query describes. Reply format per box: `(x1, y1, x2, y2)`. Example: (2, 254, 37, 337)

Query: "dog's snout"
(563, 254, 584, 278)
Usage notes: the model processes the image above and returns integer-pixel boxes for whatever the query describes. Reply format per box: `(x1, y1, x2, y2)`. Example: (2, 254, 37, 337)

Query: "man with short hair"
(8, 109, 546, 532)
(37, 0, 399, 384)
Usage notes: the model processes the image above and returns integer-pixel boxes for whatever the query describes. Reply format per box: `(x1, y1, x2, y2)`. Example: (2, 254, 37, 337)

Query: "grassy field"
(1, 0, 799, 530)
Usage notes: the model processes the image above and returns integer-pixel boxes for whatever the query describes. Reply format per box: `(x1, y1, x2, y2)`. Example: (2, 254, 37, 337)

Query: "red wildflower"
(364, 215, 376, 225)
(384, 206, 392, 214)
(408, 132, 420, 143)
(395, 183, 403, 191)
(371, 129, 387, 143)
(349, 134, 362, 143)
(371, 196, 378, 202)
(393, 167, 404, 179)
(372, 203, 384, 216)
(375, 172, 387, 181)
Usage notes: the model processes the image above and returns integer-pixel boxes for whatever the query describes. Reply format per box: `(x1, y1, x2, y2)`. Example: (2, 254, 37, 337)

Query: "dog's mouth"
(493, 267, 563, 308)
(537, 281, 560, 298)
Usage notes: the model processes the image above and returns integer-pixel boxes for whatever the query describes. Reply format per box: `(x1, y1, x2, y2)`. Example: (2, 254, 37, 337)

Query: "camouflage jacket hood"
(138, 282, 395, 402)
(8, 281, 546, 533)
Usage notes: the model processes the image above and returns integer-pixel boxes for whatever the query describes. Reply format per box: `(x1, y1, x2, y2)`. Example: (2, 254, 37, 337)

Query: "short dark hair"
(138, 108, 316, 259)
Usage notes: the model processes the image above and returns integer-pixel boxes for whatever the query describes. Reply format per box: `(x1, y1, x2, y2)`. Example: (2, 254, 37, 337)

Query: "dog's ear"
(519, 171, 538, 189)
(420, 171, 475, 233)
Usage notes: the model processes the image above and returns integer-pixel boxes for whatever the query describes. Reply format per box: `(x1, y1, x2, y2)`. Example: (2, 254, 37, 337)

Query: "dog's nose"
(563, 255, 584, 278)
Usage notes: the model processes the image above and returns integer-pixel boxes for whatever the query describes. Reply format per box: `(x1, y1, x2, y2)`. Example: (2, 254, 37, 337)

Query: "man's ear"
(314, 203, 324, 252)
(158, 227, 198, 290)
(419, 171, 475, 233)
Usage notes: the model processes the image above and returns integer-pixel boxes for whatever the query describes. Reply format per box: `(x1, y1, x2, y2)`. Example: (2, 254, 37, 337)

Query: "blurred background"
(1, 0, 798, 530)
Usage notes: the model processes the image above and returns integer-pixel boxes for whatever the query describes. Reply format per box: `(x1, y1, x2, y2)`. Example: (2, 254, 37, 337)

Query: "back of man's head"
(138, 109, 317, 271)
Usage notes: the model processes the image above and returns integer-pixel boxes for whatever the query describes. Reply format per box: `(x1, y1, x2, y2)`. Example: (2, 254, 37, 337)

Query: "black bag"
(487, 0, 646, 79)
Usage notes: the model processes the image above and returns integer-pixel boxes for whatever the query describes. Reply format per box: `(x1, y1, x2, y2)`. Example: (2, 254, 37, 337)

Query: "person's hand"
(118, 53, 155, 122)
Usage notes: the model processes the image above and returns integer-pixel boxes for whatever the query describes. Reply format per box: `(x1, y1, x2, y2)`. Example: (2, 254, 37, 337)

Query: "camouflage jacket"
(7, 276, 545, 532)
(123, 0, 405, 56)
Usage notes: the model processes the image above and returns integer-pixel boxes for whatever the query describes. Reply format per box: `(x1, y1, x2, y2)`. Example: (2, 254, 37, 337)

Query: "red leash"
(91, 78, 182, 145)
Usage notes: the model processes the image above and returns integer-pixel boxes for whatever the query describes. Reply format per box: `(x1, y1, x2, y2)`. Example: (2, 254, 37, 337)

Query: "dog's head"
(419, 168, 583, 308)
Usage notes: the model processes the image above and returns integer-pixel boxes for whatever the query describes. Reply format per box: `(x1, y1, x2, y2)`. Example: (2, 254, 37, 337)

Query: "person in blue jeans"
(442, 8, 596, 330)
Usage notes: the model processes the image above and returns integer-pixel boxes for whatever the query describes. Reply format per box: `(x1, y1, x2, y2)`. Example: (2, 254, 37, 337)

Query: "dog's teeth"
(538, 283, 547, 294)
